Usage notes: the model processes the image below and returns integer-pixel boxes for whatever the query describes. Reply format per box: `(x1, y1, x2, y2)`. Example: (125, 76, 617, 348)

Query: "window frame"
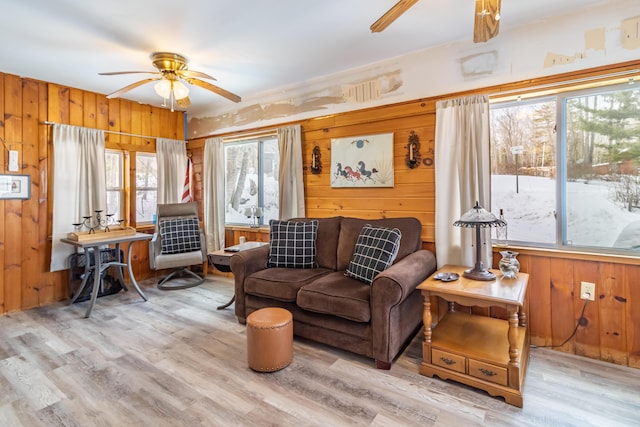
(223, 136, 279, 227)
(134, 151, 158, 226)
(105, 149, 125, 223)
(490, 80, 640, 256)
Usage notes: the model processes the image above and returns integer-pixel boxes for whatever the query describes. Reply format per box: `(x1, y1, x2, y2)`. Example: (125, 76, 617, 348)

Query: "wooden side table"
(417, 264, 529, 407)
(207, 241, 268, 310)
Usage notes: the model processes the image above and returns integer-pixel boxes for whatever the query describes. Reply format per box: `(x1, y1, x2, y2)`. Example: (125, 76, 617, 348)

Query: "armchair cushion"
(159, 217, 201, 255)
(267, 219, 319, 269)
(345, 225, 401, 285)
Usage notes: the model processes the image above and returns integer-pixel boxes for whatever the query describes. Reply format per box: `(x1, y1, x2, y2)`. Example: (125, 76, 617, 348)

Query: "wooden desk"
(417, 264, 529, 407)
(61, 232, 152, 318)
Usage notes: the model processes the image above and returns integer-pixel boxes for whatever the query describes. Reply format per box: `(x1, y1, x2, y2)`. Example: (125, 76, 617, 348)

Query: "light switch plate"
(8, 150, 19, 172)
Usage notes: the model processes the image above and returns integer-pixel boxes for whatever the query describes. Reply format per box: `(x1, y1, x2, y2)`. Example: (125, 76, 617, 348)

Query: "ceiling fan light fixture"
(154, 79, 171, 99)
(172, 80, 189, 100)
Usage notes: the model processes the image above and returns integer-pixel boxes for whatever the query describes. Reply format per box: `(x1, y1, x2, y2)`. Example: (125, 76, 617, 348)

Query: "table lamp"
(453, 201, 506, 281)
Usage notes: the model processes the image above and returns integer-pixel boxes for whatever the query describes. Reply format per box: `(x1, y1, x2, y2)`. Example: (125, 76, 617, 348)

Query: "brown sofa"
(230, 216, 437, 369)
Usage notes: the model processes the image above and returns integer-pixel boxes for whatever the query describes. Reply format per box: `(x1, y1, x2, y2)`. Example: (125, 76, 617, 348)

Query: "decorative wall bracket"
(311, 145, 322, 174)
(406, 131, 421, 169)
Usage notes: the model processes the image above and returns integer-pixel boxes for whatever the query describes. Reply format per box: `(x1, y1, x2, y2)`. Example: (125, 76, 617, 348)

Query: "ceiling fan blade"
(186, 78, 241, 103)
(106, 77, 159, 99)
(176, 96, 191, 109)
(179, 69, 217, 81)
(370, 0, 419, 33)
(473, 0, 501, 43)
(99, 71, 160, 76)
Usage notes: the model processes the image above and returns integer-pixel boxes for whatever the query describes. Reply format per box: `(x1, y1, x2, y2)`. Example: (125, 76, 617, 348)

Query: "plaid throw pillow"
(345, 225, 402, 285)
(267, 219, 319, 268)
(159, 217, 201, 255)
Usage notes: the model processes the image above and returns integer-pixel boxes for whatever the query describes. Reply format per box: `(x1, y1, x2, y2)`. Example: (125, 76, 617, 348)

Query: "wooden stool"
(246, 307, 293, 372)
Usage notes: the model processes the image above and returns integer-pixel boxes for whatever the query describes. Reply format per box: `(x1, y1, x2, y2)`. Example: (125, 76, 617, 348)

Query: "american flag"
(181, 158, 192, 203)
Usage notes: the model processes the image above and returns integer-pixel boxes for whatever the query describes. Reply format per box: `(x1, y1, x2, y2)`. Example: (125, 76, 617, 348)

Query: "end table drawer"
(432, 349, 466, 374)
(468, 359, 507, 386)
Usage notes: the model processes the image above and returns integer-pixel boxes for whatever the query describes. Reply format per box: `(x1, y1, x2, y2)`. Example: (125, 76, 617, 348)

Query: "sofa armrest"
(229, 244, 271, 321)
(371, 249, 437, 306)
(370, 249, 437, 365)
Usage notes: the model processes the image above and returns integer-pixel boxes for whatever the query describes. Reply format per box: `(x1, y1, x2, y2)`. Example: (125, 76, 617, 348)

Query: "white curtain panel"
(50, 124, 106, 272)
(156, 138, 187, 204)
(277, 124, 305, 219)
(434, 94, 491, 269)
(203, 137, 225, 252)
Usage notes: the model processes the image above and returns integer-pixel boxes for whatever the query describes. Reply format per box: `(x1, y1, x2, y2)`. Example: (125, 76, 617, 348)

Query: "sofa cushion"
(267, 219, 319, 268)
(336, 217, 422, 270)
(296, 272, 371, 322)
(245, 267, 333, 302)
(288, 216, 342, 270)
(345, 225, 401, 285)
(159, 217, 201, 254)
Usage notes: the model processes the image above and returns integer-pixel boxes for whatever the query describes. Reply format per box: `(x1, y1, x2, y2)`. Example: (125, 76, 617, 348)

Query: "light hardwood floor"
(0, 275, 639, 427)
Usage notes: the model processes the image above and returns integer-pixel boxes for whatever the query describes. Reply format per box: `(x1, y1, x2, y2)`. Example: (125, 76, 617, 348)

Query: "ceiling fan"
(99, 52, 241, 110)
(370, 0, 502, 43)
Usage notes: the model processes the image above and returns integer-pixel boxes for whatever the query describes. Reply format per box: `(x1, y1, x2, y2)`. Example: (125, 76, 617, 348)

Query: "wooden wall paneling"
(626, 264, 640, 369)
(38, 81, 55, 304)
(21, 80, 41, 308)
(572, 260, 601, 360)
(131, 103, 142, 147)
(598, 262, 628, 365)
(108, 98, 121, 144)
(4, 74, 23, 312)
(96, 94, 109, 131)
(83, 92, 97, 129)
(549, 258, 576, 352)
(0, 72, 185, 314)
(140, 104, 152, 145)
(0, 74, 5, 313)
(150, 106, 160, 139)
(69, 88, 83, 126)
(528, 256, 552, 347)
(120, 101, 132, 146)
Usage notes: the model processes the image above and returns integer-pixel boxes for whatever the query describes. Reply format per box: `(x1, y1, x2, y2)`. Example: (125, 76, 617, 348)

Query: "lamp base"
(462, 267, 496, 281)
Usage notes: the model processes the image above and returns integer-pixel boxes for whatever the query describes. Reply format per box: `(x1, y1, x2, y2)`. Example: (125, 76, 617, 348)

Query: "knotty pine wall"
(0, 72, 184, 315)
(189, 60, 640, 369)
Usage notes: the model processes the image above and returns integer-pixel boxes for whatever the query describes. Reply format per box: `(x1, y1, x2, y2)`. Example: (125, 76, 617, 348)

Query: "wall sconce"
(406, 131, 421, 169)
(311, 146, 322, 174)
(244, 205, 262, 228)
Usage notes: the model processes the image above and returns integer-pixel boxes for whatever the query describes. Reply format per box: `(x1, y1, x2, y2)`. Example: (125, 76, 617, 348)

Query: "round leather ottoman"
(246, 307, 293, 372)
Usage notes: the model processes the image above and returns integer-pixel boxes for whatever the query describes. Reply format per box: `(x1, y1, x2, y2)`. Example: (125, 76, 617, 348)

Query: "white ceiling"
(0, 0, 612, 118)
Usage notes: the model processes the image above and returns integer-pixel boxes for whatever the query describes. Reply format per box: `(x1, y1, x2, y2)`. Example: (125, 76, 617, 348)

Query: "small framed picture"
(0, 174, 30, 199)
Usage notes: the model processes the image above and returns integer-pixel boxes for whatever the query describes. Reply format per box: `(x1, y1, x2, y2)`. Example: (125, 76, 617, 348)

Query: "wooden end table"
(207, 241, 268, 310)
(417, 264, 529, 407)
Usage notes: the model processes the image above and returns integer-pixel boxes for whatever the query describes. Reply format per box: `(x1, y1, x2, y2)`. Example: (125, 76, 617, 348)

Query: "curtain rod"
(42, 121, 186, 142)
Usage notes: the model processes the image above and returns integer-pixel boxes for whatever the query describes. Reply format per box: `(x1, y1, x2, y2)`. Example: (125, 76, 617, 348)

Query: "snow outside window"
(224, 138, 279, 226)
(490, 82, 640, 253)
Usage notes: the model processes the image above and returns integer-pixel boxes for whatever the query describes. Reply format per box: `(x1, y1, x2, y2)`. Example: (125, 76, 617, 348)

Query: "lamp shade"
(172, 80, 189, 100)
(453, 201, 504, 281)
(154, 79, 171, 99)
(453, 201, 505, 228)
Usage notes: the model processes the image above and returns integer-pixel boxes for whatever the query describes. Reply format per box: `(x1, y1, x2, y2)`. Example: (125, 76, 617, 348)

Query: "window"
(105, 150, 124, 221)
(224, 137, 279, 225)
(136, 153, 157, 223)
(490, 82, 640, 253)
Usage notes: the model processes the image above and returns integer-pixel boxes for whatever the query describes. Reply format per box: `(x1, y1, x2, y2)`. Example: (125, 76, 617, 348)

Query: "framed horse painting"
(330, 132, 394, 188)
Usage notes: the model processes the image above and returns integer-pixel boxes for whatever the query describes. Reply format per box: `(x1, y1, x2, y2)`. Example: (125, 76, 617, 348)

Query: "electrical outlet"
(580, 281, 595, 301)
